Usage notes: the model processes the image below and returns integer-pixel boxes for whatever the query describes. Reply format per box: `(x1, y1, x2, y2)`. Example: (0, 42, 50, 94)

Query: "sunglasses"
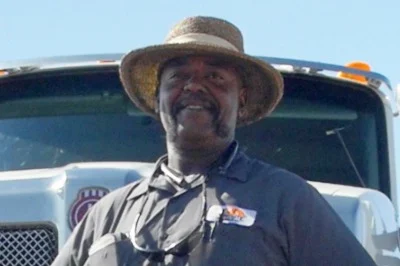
(130, 181, 207, 262)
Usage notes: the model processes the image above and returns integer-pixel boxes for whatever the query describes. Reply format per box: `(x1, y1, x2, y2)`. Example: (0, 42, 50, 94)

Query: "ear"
(154, 88, 160, 114)
(239, 87, 247, 108)
(237, 87, 247, 119)
(155, 97, 160, 114)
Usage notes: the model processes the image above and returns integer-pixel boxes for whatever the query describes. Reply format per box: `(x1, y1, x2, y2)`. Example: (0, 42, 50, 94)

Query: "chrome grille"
(0, 224, 58, 266)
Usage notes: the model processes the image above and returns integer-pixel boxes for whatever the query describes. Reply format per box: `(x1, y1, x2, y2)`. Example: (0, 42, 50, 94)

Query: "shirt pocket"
(207, 221, 269, 264)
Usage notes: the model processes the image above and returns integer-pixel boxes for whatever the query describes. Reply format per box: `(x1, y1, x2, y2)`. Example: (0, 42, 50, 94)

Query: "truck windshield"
(0, 68, 390, 196)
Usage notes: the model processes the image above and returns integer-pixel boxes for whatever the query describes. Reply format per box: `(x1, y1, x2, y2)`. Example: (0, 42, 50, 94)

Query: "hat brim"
(119, 43, 284, 127)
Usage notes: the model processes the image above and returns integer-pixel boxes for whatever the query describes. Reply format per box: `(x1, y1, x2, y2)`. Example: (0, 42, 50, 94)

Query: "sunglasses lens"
(133, 179, 207, 262)
(147, 251, 166, 262)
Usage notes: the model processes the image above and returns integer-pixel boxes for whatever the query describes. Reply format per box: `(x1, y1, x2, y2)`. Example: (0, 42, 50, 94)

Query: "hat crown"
(165, 16, 244, 52)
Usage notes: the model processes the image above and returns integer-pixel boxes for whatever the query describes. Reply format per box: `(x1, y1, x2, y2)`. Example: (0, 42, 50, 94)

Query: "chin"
(178, 124, 213, 138)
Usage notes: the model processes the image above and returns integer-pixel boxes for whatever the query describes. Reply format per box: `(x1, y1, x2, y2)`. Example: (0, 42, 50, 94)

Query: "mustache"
(173, 93, 219, 115)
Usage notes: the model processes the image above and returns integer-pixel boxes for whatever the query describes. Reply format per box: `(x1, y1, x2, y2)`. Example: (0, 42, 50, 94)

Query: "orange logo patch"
(224, 206, 246, 220)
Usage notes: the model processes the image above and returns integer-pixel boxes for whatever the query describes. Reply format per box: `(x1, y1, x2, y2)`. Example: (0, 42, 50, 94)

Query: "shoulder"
(240, 153, 325, 208)
(242, 155, 342, 223)
(52, 178, 148, 265)
(80, 177, 151, 240)
(244, 153, 311, 191)
(246, 157, 338, 219)
(91, 178, 143, 212)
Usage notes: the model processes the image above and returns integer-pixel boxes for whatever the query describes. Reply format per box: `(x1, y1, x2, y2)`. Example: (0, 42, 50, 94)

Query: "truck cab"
(0, 54, 399, 265)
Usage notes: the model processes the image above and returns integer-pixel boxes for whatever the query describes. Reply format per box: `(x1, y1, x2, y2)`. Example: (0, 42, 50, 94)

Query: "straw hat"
(119, 16, 284, 126)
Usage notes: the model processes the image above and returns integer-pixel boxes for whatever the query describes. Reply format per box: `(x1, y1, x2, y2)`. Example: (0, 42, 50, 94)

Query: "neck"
(166, 137, 233, 176)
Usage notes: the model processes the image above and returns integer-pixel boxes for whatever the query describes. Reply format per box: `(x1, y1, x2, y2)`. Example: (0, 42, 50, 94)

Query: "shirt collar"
(208, 140, 249, 182)
(127, 154, 167, 200)
(127, 175, 150, 200)
(127, 141, 250, 200)
(222, 150, 249, 182)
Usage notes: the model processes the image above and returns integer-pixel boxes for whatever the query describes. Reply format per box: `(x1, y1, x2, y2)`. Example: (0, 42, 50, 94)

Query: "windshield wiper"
(326, 127, 366, 188)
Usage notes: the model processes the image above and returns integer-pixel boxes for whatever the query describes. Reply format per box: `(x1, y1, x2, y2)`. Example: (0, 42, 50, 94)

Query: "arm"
(51, 207, 96, 266)
(282, 182, 377, 266)
(51, 180, 142, 266)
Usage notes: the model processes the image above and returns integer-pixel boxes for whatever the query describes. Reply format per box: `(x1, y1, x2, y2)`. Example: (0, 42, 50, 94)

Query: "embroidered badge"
(206, 205, 257, 227)
(68, 187, 109, 229)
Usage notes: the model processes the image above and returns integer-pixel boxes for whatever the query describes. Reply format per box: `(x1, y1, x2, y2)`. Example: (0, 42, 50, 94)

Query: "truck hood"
(0, 162, 153, 244)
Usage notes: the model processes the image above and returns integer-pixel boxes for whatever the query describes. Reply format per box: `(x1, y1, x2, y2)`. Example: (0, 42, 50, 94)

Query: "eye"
(169, 71, 189, 81)
(207, 71, 224, 81)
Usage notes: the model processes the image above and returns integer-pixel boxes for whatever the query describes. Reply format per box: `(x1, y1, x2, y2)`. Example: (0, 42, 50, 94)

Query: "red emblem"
(68, 187, 109, 229)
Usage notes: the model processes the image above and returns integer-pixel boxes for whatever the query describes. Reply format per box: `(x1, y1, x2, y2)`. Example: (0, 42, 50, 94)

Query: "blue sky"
(1, 0, 399, 168)
(1, 0, 398, 86)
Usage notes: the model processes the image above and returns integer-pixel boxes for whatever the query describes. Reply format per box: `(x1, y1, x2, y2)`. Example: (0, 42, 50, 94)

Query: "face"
(157, 55, 246, 143)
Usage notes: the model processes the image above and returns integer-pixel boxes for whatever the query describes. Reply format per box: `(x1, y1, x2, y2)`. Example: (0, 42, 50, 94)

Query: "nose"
(183, 78, 207, 93)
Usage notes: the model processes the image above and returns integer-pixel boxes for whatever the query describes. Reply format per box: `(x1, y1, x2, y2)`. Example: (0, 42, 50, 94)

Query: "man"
(52, 16, 377, 265)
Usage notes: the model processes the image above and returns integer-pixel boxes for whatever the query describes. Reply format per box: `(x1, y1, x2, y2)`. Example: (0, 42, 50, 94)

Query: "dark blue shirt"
(52, 149, 377, 266)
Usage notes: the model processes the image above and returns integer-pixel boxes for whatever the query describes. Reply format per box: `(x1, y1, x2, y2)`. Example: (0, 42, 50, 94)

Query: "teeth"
(186, 105, 204, 110)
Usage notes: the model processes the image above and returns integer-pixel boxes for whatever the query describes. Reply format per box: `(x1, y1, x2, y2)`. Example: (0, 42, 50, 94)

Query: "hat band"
(166, 33, 239, 52)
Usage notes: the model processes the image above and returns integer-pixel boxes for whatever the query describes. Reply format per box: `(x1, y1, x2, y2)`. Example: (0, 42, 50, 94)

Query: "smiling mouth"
(172, 103, 220, 127)
(174, 95, 219, 118)
(176, 102, 214, 113)
(185, 105, 206, 111)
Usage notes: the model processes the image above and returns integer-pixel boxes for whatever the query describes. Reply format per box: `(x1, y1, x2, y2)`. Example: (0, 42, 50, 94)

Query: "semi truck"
(0, 54, 399, 265)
